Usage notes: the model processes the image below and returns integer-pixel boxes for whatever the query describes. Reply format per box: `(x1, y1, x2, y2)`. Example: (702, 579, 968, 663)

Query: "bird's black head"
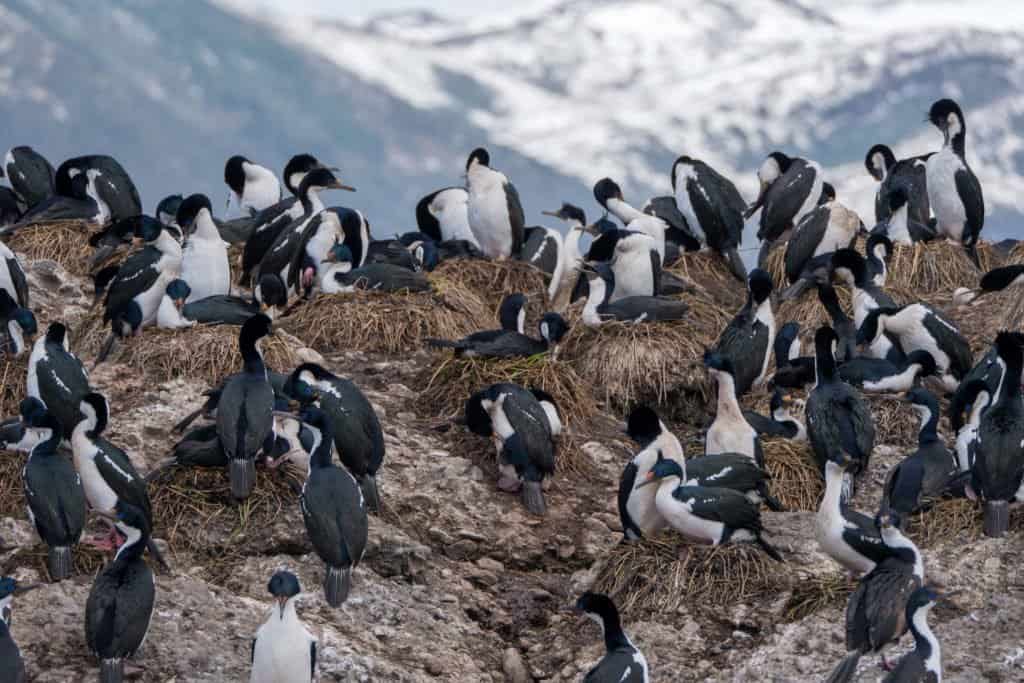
(283, 153, 325, 196)
(415, 189, 446, 240)
(886, 184, 910, 212)
(155, 194, 183, 224)
(818, 182, 836, 205)
(285, 364, 327, 404)
(299, 167, 352, 196)
(748, 268, 774, 304)
(647, 454, 684, 482)
(44, 321, 67, 346)
(703, 350, 735, 376)
(256, 273, 288, 309)
(625, 405, 663, 447)
(592, 178, 624, 209)
(463, 389, 493, 437)
(223, 155, 249, 195)
(979, 264, 1024, 294)
(134, 215, 164, 243)
(176, 193, 212, 232)
(268, 570, 301, 600)
(18, 397, 47, 427)
(906, 385, 938, 410)
(866, 233, 893, 261)
(79, 392, 109, 436)
(298, 405, 328, 431)
(113, 500, 150, 536)
(928, 99, 964, 130)
(240, 314, 273, 355)
(544, 202, 586, 225)
(815, 324, 839, 354)
(166, 278, 191, 305)
(539, 312, 569, 346)
(326, 243, 354, 267)
(758, 151, 792, 185)
(994, 330, 1024, 369)
(906, 585, 940, 614)
(864, 144, 896, 181)
(414, 240, 440, 271)
(575, 591, 620, 624)
(497, 293, 528, 332)
(829, 248, 866, 285)
(112, 302, 143, 339)
(465, 147, 490, 171)
(68, 171, 90, 199)
(11, 307, 37, 340)
(906, 350, 937, 378)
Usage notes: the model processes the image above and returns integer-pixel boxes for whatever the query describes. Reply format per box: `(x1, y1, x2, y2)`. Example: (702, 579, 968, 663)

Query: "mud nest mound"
(782, 572, 850, 622)
(148, 464, 306, 586)
(4, 219, 99, 276)
(282, 288, 484, 355)
(75, 318, 301, 384)
(430, 257, 550, 314)
(592, 535, 784, 617)
(416, 353, 594, 425)
(666, 250, 746, 309)
(559, 295, 730, 421)
(762, 439, 823, 512)
(904, 498, 981, 548)
(0, 355, 28, 418)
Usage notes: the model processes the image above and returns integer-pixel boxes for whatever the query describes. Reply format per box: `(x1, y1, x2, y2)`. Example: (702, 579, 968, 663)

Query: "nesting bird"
(711, 269, 775, 396)
(746, 151, 824, 267)
(670, 155, 747, 280)
(464, 148, 524, 259)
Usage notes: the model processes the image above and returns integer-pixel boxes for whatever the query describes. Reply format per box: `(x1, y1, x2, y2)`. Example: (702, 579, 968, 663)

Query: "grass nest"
(666, 250, 746, 309)
(884, 240, 998, 294)
(282, 289, 483, 355)
(74, 317, 301, 384)
(430, 257, 550, 314)
(592, 534, 784, 617)
(781, 572, 850, 622)
(0, 355, 27, 418)
(762, 439, 823, 512)
(416, 353, 594, 424)
(5, 219, 98, 276)
(867, 394, 921, 449)
(904, 498, 981, 548)
(147, 464, 305, 587)
(948, 288, 1024, 354)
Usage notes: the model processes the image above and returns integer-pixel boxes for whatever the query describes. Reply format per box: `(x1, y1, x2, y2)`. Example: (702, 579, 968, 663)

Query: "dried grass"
(592, 534, 784, 617)
(417, 353, 594, 425)
(885, 241, 998, 294)
(282, 289, 482, 355)
(904, 498, 980, 548)
(0, 355, 27, 419)
(762, 439, 823, 512)
(430, 258, 550, 314)
(763, 242, 790, 291)
(5, 220, 98, 275)
(782, 572, 850, 622)
(869, 394, 922, 450)
(666, 250, 746, 309)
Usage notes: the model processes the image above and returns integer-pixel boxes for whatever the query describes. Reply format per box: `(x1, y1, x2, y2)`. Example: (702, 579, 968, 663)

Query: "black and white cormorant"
(250, 570, 317, 683)
(464, 148, 524, 260)
(224, 155, 281, 215)
(427, 291, 528, 353)
(88, 214, 144, 271)
(703, 352, 763, 467)
(71, 392, 166, 566)
(416, 186, 477, 246)
(953, 262, 1024, 308)
(575, 592, 649, 683)
(319, 243, 430, 295)
(101, 216, 183, 331)
(519, 220, 563, 277)
(779, 190, 862, 300)
(745, 152, 823, 267)
(881, 586, 943, 683)
(0, 396, 47, 453)
(873, 185, 937, 245)
(818, 283, 857, 363)
(866, 233, 894, 287)
(583, 227, 671, 302)
(826, 510, 924, 680)
(176, 194, 230, 301)
(574, 262, 687, 327)
(816, 455, 886, 577)
(23, 408, 85, 580)
(285, 363, 385, 514)
(970, 332, 1024, 537)
(926, 99, 984, 266)
(857, 304, 972, 392)
(156, 194, 183, 229)
(428, 309, 568, 358)
(670, 155, 747, 280)
(217, 314, 277, 500)
(742, 389, 807, 441)
(472, 383, 556, 514)
(594, 178, 674, 264)
(952, 379, 991, 474)
(830, 248, 903, 364)
(711, 268, 775, 395)
(3, 171, 100, 232)
(85, 502, 156, 683)
(806, 326, 875, 478)
(0, 238, 29, 308)
(295, 406, 368, 607)
(541, 203, 589, 310)
(157, 279, 258, 329)
(27, 321, 92, 439)
(880, 388, 958, 523)
(865, 143, 931, 228)
(0, 289, 36, 357)
(638, 455, 783, 560)
(56, 155, 142, 222)
(4, 145, 55, 210)
(0, 576, 35, 683)
(837, 349, 936, 394)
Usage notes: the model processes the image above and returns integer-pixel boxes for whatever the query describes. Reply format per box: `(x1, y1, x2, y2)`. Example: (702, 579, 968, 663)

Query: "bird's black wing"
(112, 562, 155, 656)
(103, 247, 161, 322)
(348, 264, 430, 293)
(841, 509, 889, 565)
(7, 256, 28, 308)
(520, 228, 560, 275)
(784, 207, 829, 283)
(85, 571, 119, 656)
(742, 409, 785, 437)
(956, 167, 985, 243)
(182, 296, 259, 326)
(601, 296, 687, 323)
(842, 387, 875, 465)
(922, 310, 972, 378)
(864, 563, 918, 651)
(24, 457, 84, 544)
(714, 313, 768, 395)
(760, 162, 816, 240)
(240, 211, 294, 285)
(618, 460, 641, 538)
(583, 648, 644, 683)
(675, 485, 760, 531)
(644, 196, 701, 251)
(504, 181, 526, 255)
(93, 440, 150, 518)
(649, 249, 662, 297)
(883, 651, 928, 683)
(287, 213, 328, 294)
(15, 195, 97, 224)
(300, 467, 367, 566)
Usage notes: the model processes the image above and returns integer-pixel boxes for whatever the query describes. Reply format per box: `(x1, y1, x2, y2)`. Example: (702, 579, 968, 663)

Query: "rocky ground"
(1, 255, 1023, 682)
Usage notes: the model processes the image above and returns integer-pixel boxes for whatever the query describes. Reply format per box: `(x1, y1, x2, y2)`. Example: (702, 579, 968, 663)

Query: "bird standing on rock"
(250, 570, 317, 682)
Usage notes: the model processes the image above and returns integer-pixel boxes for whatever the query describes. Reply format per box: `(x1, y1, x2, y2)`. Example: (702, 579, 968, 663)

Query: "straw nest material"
(782, 572, 851, 622)
(147, 464, 305, 587)
(282, 288, 483, 355)
(75, 317, 301, 384)
(763, 241, 791, 291)
(904, 498, 981, 548)
(868, 394, 923, 450)
(559, 295, 730, 421)
(666, 250, 746, 309)
(762, 439, 823, 512)
(416, 353, 594, 424)
(0, 355, 27, 418)
(430, 257, 550, 313)
(884, 240, 997, 294)
(4, 219, 99, 276)
(592, 535, 784, 617)
(949, 289, 1024, 354)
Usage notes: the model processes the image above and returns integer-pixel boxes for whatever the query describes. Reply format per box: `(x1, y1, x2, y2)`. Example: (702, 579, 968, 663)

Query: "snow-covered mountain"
(3, 0, 1023, 241)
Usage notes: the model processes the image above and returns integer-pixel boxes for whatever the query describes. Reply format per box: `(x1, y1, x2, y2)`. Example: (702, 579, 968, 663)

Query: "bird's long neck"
(112, 526, 147, 565)
(240, 334, 266, 376)
(714, 371, 744, 421)
(994, 353, 1023, 406)
(599, 613, 633, 652)
(300, 186, 324, 216)
(914, 404, 939, 445)
(308, 427, 334, 471)
(909, 605, 940, 674)
(606, 197, 643, 224)
(947, 123, 966, 157)
(821, 464, 845, 514)
(814, 341, 837, 384)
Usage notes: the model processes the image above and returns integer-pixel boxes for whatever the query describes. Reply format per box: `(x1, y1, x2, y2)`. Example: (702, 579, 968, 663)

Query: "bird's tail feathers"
(360, 474, 381, 515)
(95, 332, 118, 366)
(521, 480, 547, 516)
(824, 651, 861, 683)
(983, 499, 1009, 538)
(48, 545, 73, 581)
(100, 658, 124, 683)
(324, 565, 352, 607)
(723, 247, 748, 282)
(229, 457, 256, 500)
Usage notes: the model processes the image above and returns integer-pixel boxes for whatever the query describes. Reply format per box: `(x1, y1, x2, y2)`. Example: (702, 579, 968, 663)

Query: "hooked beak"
(744, 181, 769, 219)
(541, 210, 561, 219)
(277, 596, 288, 619)
(174, 298, 185, 311)
(329, 181, 356, 192)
